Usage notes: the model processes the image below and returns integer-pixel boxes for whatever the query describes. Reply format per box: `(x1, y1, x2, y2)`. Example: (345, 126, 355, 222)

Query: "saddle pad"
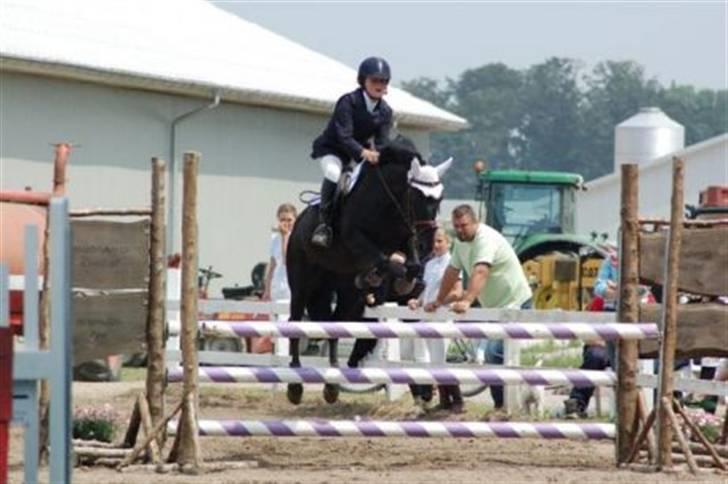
(310, 161, 365, 206)
(345, 161, 365, 194)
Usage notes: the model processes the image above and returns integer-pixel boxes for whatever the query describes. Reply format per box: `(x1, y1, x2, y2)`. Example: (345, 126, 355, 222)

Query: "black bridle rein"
(373, 164, 440, 265)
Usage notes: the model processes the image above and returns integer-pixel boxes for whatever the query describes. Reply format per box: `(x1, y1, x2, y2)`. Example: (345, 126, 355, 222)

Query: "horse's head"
(407, 156, 453, 259)
(377, 135, 453, 262)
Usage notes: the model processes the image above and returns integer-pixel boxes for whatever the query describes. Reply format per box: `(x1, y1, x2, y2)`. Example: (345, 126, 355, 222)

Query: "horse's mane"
(378, 135, 425, 168)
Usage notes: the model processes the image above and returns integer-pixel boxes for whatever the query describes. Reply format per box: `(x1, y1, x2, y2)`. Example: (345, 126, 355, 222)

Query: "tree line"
(402, 58, 727, 199)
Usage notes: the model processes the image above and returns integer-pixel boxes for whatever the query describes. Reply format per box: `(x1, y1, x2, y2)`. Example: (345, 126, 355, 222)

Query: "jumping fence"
(158, 153, 727, 474)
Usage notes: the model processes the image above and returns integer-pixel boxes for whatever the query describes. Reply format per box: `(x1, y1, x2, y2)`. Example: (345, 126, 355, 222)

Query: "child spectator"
(408, 228, 463, 412)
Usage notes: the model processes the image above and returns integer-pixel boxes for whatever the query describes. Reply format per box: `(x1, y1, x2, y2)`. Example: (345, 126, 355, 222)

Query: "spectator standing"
(426, 205, 532, 415)
(407, 228, 463, 412)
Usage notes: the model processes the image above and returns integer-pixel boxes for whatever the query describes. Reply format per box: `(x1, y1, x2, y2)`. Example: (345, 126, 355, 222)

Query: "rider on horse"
(310, 56, 394, 248)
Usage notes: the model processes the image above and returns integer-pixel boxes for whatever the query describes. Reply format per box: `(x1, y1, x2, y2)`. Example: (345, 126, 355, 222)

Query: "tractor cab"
(476, 170, 583, 253)
(474, 166, 608, 310)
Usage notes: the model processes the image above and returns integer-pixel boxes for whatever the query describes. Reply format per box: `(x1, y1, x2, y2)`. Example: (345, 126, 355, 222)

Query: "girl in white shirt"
(263, 203, 297, 302)
(408, 228, 464, 412)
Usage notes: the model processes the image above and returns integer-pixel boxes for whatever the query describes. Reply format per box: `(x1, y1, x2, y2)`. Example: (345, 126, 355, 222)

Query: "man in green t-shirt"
(426, 204, 532, 410)
(426, 204, 531, 313)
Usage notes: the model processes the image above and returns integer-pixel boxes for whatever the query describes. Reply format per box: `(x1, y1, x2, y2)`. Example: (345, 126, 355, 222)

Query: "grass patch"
(522, 352, 583, 368)
(120, 367, 146, 382)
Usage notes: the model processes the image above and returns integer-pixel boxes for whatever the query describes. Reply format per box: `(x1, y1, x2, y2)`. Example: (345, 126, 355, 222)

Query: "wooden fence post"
(174, 152, 201, 471)
(656, 158, 684, 469)
(145, 158, 167, 446)
(616, 163, 640, 464)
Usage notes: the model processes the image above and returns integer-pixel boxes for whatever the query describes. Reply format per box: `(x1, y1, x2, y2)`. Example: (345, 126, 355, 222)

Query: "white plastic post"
(383, 304, 406, 401)
(166, 268, 182, 370)
(503, 339, 521, 413)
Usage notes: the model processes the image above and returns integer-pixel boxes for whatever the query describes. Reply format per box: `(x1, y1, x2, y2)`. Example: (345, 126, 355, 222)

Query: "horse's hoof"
(287, 383, 303, 405)
(323, 383, 340, 404)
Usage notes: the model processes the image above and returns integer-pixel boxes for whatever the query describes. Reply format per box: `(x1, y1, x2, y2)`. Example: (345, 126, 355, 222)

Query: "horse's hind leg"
(286, 291, 306, 405)
(308, 290, 338, 404)
(322, 338, 339, 404)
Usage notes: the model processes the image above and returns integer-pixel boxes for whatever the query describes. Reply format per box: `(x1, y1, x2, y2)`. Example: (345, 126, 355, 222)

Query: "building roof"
(0, 0, 467, 131)
(586, 132, 728, 189)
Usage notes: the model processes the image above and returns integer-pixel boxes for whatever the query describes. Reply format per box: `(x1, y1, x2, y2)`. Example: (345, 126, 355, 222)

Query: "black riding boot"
(311, 179, 337, 248)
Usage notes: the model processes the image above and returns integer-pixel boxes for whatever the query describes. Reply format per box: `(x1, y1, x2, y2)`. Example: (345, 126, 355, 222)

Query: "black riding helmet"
(357, 57, 391, 86)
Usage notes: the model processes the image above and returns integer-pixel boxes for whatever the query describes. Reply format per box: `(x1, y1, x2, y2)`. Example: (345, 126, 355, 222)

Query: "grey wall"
(577, 138, 728, 240)
(0, 71, 431, 293)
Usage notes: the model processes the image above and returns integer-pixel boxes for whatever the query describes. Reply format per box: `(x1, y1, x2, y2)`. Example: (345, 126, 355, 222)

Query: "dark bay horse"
(285, 136, 452, 404)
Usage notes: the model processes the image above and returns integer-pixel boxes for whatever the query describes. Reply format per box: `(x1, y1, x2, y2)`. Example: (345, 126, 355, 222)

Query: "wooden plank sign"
(639, 303, 728, 358)
(639, 228, 728, 297)
(73, 293, 147, 363)
(72, 220, 150, 290)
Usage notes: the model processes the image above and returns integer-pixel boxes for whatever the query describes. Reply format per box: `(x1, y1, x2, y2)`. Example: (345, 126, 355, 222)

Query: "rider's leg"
(312, 155, 342, 248)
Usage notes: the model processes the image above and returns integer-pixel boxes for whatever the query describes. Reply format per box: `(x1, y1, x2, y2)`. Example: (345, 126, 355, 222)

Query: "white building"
(577, 109, 728, 239)
(0, 0, 466, 292)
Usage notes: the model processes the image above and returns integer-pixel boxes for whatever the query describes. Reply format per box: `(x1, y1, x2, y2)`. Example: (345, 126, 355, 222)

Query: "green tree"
(516, 57, 584, 173)
(402, 58, 727, 198)
(658, 84, 728, 145)
(578, 60, 661, 179)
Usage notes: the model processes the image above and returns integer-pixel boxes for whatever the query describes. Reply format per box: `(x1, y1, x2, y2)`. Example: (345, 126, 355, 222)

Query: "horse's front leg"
(348, 338, 378, 368)
(322, 338, 340, 404)
(287, 337, 304, 405)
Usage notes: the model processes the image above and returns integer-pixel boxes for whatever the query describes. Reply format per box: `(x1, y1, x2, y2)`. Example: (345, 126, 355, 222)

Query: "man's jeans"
(568, 345, 611, 411)
(481, 299, 533, 409)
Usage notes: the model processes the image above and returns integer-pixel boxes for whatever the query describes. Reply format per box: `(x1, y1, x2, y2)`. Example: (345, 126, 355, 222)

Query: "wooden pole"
(70, 208, 152, 217)
(721, 405, 727, 445)
(638, 391, 657, 463)
(626, 408, 655, 464)
(672, 441, 728, 460)
(137, 394, 162, 464)
(74, 448, 132, 459)
(145, 158, 167, 448)
(663, 397, 697, 474)
(117, 394, 186, 470)
(121, 400, 141, 448)
(38, 218, 51, 463)
(656, 158, 684, 469)
(672, 453, 726, 469)
(616, 163, 640, 464)
(673, 400, 727, 471)
(38, 143, 71, 462)
(174, 152, 201, 471)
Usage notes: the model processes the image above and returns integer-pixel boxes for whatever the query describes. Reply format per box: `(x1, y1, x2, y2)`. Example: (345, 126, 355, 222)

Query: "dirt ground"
(8, 380, 727, 484)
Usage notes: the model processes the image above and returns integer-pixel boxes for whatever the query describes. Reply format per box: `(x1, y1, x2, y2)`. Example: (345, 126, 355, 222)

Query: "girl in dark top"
(310, 56, 394, 248)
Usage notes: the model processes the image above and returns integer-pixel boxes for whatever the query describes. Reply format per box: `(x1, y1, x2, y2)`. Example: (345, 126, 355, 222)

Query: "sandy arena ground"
(8, 379, 727, 484)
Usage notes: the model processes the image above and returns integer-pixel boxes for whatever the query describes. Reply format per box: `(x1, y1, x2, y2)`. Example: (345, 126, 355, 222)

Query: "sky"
(213, 1, 727, 90)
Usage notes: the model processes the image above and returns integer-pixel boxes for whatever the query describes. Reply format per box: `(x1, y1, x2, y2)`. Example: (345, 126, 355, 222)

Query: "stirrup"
(338, 171, 352, 196)
(311, 224, 332, 248)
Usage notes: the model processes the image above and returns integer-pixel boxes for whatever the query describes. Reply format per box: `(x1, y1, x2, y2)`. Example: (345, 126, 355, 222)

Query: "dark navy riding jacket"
(311, 88, 393, 163)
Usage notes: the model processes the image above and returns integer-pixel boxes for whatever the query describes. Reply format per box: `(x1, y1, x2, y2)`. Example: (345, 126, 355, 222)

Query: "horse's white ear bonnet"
(408, 157, 453, 199)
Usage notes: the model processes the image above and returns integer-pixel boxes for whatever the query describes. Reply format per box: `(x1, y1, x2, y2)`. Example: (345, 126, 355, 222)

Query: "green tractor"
(474, 167, 610, 310)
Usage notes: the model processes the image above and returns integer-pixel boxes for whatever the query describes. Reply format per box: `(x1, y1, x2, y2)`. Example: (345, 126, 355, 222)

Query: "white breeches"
(319, 154, 350, 183)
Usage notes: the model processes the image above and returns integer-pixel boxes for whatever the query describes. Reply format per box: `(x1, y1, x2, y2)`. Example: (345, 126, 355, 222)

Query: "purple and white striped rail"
(170, 419, 615, 440)
(168, 366, 615, 387)
(198, 320, 658, 341)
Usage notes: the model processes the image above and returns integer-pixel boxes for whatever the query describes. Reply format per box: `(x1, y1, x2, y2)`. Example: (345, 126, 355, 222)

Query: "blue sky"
(215, 1, 727, 90)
